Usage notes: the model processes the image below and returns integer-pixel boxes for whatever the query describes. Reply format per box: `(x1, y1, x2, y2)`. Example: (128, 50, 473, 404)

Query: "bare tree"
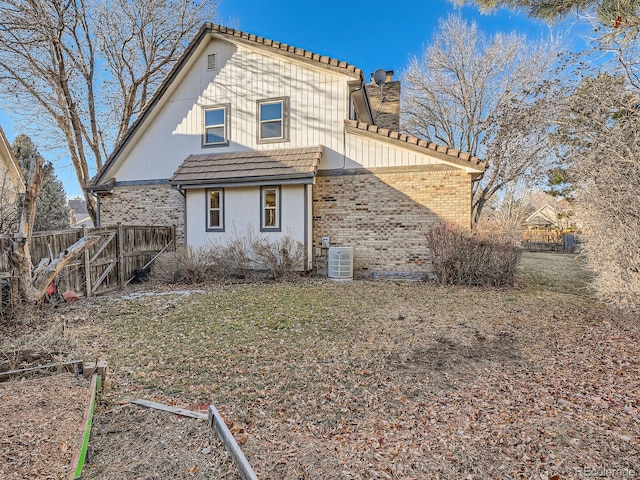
(402, 14, 562, 225)
(557, 71, 640, 310)
(457, 0, 640, 310)
(0, 0, 215, 222)
(8, 154, 99, 303)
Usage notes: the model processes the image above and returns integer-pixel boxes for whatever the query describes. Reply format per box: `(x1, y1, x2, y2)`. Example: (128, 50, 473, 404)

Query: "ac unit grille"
(328, 247, 353, 280)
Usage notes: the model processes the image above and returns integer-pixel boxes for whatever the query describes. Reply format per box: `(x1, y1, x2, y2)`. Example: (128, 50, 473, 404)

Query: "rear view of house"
(88, 24, 484, 277)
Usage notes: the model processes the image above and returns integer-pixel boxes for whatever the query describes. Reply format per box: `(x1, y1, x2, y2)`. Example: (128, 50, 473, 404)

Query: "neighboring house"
(68, 197, 94, 228)
(524, 204, 560, 230)
(88, 24, 484, 276)
(0, 125, 25, 203)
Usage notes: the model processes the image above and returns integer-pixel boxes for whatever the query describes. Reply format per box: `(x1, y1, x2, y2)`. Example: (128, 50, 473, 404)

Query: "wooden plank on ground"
(130, 399, 208, 420)
(208, 404, 259, 480)
(68, 373, 99, 479)
(130, 399, 259, 479)
(0, 360, 83, 383)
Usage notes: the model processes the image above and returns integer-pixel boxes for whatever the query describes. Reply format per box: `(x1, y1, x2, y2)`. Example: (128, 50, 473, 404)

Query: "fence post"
(117, 223, 125, 289)
(83, 225, 92, 298)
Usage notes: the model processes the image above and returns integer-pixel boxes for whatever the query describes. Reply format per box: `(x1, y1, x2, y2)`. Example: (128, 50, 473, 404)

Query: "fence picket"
(0, 225, 175, 297)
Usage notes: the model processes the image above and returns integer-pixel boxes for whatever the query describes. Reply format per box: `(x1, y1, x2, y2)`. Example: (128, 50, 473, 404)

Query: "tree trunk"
(32, 236, 101, 296)
(8, 154, 102, 303)
(10, 155, 43, 302)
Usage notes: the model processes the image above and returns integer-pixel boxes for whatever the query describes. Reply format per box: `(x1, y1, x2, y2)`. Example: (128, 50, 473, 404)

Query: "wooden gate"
(85, 227, 120, 296)
(0, 224, 175, 297)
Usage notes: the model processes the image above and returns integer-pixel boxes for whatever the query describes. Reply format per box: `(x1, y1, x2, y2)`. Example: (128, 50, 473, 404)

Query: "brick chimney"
(365, 70, 401, 131)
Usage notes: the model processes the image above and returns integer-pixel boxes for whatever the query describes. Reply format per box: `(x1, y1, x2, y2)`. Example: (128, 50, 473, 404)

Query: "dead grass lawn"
(2, 253, 638, 479)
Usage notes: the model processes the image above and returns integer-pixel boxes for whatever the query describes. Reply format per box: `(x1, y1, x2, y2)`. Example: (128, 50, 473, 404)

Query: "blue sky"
(0, 0, 582, 198)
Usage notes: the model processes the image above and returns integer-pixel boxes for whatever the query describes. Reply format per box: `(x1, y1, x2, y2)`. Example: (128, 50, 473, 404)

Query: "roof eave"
(209, 25, 362, 80)
(0, 125, 26, 193)
(344, 121, 485, 173)
(171, 173, 316, 189)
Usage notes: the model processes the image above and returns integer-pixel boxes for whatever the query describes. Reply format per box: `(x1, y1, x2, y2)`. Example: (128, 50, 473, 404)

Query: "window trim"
(202, 104, 230, 147)
(257, 97, 289, 144)
(260, 186, 281, 232)
(206, 188, 225, 232)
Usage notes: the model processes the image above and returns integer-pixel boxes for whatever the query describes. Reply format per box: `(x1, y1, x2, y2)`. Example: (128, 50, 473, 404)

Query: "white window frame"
(203, 104, 229, 147)
(257, 97, 289, 143)
(206, 188, 224, 231)
(261, 186, 281, 232)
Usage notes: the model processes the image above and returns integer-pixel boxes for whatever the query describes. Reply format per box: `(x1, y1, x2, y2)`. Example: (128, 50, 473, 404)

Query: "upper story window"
(203, 105, 229, 147)
(207, 188, 224, 231)
(257, 97, 289, 143)
(261, 186, 281, 232)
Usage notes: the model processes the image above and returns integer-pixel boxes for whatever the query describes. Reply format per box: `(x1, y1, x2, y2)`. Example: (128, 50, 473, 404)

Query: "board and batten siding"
(329, 129, 445, 170)
(111, 38, 352, 183)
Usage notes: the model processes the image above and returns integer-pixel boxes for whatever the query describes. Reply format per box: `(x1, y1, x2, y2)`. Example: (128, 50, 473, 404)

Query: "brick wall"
(312, 167, 472, 276)
(97, 185, 185, 242)
(99, 169, 472, 275)
(365, 81, 401, 132)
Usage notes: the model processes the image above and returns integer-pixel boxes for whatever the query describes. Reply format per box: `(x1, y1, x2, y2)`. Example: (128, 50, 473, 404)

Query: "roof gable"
(524, 204, 559, 226)
(91, 23, 363, 188)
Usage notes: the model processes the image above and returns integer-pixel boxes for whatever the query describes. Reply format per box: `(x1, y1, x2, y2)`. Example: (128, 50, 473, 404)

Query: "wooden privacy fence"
(522, 229, 579, 253)
(0, 225, 175, 297)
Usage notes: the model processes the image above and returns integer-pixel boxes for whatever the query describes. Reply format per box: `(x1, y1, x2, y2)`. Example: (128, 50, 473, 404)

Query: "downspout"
(345, 87, 360, 169)
(88, 191, 100, 227)
(176, 186, 187, 247)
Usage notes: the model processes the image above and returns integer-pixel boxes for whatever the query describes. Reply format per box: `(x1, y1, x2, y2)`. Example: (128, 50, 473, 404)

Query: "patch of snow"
(116, 290, 205, 301)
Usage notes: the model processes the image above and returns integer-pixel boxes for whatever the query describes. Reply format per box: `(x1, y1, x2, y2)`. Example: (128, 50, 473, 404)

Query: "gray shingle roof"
(170, 146, 323, 187)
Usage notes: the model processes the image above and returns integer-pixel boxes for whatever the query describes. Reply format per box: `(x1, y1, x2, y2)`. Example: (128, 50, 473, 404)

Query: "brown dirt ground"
(82, 403, 240, 480)
(0, 373, 88, 480)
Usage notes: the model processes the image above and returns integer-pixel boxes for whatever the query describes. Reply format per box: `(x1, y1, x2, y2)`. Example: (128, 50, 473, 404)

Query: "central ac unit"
(328, 247, 354, 281)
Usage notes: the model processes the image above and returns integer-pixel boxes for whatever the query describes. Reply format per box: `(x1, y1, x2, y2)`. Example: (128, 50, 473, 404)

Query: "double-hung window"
(261, 186, 280, 231)
(257, 98, 288, 143)
(207, 188, 224, 231)
(203, 105, 229, 146)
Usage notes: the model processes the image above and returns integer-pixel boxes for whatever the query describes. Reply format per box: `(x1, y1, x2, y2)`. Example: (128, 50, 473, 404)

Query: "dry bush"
(475, 218, 524, 247)
(426, 223, 521, 287)
(153, 234, 304, 284)
(152, 247, 212, 284)
(251, 235, 305, 281)
(207, 233, 253, 279)
(1, 278, 17, 323)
